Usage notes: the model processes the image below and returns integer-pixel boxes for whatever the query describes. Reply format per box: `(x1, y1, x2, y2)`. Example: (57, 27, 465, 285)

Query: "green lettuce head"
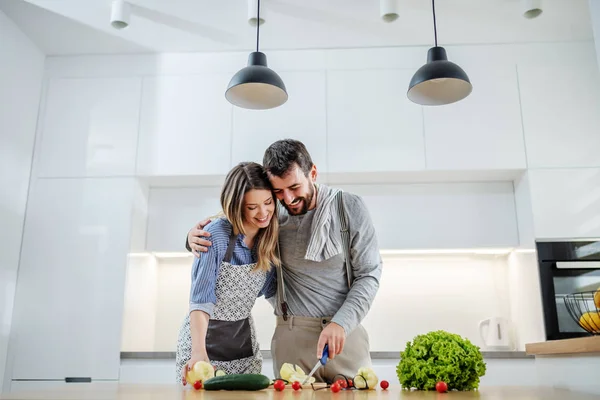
(396, 330, 486, 391)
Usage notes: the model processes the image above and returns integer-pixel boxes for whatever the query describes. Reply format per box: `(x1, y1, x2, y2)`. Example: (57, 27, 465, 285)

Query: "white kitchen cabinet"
(145, 186, 222, 252)
(326, 69, 425, 173)
(518, 61, 600, 169)
(8, 177, 135, 380)
(35, 77, 142, 178)
(528, 168, 600, 239)
(338, 182, 519, 249)
(231, 71, 327, 172)
(423, 65, 526, 170)
(136, 74, 233, 177)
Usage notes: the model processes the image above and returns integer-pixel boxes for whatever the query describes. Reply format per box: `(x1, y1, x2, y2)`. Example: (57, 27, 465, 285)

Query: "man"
(185, 139, 382, 382)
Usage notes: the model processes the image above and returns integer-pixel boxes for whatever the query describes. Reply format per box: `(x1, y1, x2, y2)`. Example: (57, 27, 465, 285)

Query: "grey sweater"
(274, 190, 382, 335)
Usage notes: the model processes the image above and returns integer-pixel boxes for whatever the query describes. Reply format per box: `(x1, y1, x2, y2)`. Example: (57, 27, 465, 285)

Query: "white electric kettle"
(479, 317, 512, 350)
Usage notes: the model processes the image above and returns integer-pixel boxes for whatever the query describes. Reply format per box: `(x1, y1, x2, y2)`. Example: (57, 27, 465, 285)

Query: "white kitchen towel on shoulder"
(304, 183, 342, 262)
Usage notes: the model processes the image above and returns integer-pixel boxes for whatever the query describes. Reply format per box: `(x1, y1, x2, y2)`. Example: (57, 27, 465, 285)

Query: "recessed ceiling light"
(110, 0, 130, 29)
(380, 0, 400, 22)
(522, 0, 543, 19)
(248, 0, 265, 26)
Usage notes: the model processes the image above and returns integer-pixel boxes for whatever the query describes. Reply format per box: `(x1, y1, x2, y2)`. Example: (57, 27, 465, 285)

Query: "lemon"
(579, 312, 600, 333)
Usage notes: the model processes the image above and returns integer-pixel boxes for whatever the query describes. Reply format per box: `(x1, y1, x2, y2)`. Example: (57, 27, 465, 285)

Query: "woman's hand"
(181, 351, 211, 386)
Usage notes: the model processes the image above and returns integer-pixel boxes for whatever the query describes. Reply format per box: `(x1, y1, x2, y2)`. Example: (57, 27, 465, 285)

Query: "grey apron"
(176, 232, 267, 381)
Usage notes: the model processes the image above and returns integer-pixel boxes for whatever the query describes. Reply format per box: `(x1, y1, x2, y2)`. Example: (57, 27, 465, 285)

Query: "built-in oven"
(536, 240, 600, 340)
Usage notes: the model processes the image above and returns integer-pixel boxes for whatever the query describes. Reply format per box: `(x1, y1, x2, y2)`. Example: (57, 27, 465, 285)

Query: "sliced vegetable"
(355, 366, 378, 390)
(279, 363, 315, 384)
(203, 373, 271, 391)
(336, 379, 347, 389)
(280, 363, 296, 380)
(186, 361, 215, 384)
(215, 370, 226, 377)
(354, 375, 366, 389)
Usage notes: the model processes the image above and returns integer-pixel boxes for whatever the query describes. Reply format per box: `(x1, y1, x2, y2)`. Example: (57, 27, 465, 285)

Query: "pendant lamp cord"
(256, 0, 261, 52)
(432, 0, 438, 47)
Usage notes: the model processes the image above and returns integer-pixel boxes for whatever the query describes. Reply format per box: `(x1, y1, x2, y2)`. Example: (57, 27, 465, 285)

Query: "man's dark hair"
(262, 139, 314, 177)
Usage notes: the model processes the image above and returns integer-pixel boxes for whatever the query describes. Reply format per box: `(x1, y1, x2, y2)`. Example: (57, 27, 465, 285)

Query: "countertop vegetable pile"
(396, 330, 486, 391)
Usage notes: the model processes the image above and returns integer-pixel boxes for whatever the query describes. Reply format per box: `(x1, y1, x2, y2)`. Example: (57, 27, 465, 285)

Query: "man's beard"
(282, 184, 315, 216)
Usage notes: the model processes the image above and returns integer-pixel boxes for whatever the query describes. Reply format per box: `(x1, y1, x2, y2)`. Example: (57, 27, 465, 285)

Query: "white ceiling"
(0, 0, 594, 56)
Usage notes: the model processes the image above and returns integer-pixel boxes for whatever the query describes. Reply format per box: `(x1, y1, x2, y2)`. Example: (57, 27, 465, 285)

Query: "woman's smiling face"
(243, 189, 275, 230)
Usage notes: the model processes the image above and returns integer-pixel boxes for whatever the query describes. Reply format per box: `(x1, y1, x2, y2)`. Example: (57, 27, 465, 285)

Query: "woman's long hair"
(220, 162, 280, 272)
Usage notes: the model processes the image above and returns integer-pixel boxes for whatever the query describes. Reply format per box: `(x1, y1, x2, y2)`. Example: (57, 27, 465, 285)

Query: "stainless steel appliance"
(537, 240, 600, 340)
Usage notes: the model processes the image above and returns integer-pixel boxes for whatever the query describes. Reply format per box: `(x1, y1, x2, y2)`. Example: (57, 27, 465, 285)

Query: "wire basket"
(563, 291, 600, 335)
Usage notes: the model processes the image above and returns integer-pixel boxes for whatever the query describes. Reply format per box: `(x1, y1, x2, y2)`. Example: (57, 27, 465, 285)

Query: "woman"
(176, 162, 280, 384)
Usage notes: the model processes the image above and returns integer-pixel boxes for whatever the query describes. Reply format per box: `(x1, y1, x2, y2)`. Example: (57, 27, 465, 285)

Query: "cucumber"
(203, 373, 271, 391)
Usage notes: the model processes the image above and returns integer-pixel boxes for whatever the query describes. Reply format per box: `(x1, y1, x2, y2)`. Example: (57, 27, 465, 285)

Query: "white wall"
(0, 9, 45, 393)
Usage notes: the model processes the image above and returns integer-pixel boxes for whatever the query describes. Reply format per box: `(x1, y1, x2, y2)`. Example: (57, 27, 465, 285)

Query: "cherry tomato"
(330, 382, 341, 393)
(274, 380, 286, 391)
(380, 380, 389, 390)
(348, 379, 354, 387)
(436, 381, 448, 393)
(292, 381, 301, 391)
(193, 380, 202, 390)
(336, 379, 347, 388)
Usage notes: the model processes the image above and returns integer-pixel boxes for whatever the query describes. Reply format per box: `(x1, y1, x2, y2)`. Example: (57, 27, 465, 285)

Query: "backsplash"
(120, 252, 544, 353)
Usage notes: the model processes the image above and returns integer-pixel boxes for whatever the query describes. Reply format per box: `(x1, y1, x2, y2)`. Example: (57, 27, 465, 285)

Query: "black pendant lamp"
(407, 0, 472, 106)
(225, 0, 287, 110)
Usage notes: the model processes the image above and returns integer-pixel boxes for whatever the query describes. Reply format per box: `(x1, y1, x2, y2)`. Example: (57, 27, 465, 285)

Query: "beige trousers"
(270, 316, 372, 383)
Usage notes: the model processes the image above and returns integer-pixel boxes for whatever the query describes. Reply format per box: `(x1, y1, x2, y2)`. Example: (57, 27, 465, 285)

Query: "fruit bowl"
(563, 291, 600, 335)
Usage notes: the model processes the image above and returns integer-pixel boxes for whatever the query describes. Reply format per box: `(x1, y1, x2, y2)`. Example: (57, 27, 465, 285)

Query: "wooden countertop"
(525, 335, 600, 356)
(2, 385, 600, 400)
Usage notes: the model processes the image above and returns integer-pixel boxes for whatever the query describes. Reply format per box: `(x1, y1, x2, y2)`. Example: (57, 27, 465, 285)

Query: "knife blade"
(302, 344, 329, 385)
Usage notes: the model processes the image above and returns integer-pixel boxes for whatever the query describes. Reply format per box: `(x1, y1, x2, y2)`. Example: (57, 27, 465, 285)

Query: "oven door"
(539, 260, 600, 340)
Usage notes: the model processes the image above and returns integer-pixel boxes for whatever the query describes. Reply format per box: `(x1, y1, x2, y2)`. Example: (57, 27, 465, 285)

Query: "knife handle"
(320, 344, 329, 365)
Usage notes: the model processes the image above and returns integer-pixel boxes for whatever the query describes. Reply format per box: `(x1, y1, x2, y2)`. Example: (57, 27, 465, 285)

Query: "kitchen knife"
(302, 344, 329, 385)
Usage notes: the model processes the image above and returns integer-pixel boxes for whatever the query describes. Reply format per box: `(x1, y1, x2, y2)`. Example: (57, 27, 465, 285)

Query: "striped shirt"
(189, 217, 277, 317)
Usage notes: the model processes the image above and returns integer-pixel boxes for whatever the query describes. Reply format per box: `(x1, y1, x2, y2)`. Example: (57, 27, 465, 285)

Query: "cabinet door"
(145, 187, 222, 252)
(35, 77, 142, 178)
(137, 74, 233, 176)
(9, 178, 134, 380)
(337, 182, 519, 249)
(528, 168, 600, 239)
(423, 64, 526, 170)
(518, 61, 600, 168)
(326, 69, 425, 173)
(231, 71, 327, 172)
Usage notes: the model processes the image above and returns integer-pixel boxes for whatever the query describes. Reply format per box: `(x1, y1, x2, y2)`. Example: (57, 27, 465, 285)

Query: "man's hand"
(316, 322, 346, 360)
(187, 219, 212, 257)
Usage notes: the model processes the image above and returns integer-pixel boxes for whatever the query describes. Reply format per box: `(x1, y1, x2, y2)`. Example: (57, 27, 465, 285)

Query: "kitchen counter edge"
(121, 351, 533, 360)
(525, 336, 600, 356)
